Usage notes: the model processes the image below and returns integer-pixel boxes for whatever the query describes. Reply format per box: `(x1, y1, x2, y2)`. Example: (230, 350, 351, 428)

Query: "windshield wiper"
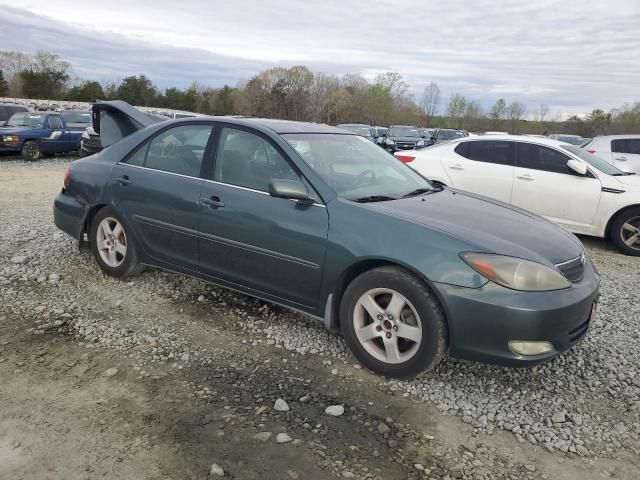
(352, 195, 397, 203)
(612, 172, 637, 176)
(401, 187, 437, 198)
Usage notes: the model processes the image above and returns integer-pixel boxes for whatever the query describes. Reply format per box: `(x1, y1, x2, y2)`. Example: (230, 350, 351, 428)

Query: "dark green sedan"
(54, 101, 600, 378)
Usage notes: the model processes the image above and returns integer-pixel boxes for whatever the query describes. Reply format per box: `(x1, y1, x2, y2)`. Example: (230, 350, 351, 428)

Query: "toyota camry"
(54, 101, 600, 378)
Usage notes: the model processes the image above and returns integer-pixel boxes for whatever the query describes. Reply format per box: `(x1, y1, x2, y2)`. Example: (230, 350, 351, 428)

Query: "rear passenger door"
(511, 142, 601, 229)
(110, 123, 214, 271)
(442, 140, 515, 203)
(612, 139, 640, 173)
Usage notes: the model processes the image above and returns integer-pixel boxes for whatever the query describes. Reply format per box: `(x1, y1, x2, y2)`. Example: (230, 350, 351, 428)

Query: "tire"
(610, 207, 640, 256)
(21, 141, 41, 161)
(89, 206, 144, 278)
(340, 266, 447, 379)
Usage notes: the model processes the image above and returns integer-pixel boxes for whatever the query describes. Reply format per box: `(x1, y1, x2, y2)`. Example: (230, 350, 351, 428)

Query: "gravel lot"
(1, 154, 639, 479)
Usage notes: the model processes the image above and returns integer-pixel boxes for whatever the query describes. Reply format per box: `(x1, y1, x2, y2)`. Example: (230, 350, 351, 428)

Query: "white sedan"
(582, 135, 640, 173)
(395, 135, 640, 255)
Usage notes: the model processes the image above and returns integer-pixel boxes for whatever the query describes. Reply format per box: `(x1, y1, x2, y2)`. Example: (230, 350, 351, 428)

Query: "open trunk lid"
(91, 100, 165, 148)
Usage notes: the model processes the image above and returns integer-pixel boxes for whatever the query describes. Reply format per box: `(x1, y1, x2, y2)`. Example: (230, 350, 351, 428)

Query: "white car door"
(440, 140, 515, 203)
(511, 141, 601, 231)
(611, 138, 640, 173)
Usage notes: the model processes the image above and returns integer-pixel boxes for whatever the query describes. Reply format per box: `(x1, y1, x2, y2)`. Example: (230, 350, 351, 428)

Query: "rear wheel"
(340, 266, 447, 378)
(21, 141, 41, 161)
(611, 207, 640, 256)
(90, 207, 144, 278)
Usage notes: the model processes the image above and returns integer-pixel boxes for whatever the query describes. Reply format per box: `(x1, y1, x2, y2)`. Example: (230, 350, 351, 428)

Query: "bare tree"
(507, 101, 527, 133)
(535, 103, 549, 123)
(421, 82, 440, 127)
(447, 93, 468, 128)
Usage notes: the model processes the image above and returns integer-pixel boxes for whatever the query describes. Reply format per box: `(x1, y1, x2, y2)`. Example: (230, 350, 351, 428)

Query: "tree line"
(1, 50, 638, 136)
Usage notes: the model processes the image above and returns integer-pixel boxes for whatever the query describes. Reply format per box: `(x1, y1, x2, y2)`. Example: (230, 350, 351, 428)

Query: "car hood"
(0, 126, 34, 134)
(390, 136, 421, 142)
(366, 189, 583, 266)
(607, 173, 640, 188)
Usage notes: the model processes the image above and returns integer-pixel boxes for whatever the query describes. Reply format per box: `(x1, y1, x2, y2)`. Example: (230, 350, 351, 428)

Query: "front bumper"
(434, 260, 600, 366)
(0, 142, 22, 153)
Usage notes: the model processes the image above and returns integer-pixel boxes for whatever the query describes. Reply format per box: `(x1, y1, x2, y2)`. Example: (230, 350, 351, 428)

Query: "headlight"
(82, 131, 90, 139)
(460, 253, 570, 291)
(2, 135, 19, 142)
(385, 138, 395, 145)
(417, 140, 425, 146)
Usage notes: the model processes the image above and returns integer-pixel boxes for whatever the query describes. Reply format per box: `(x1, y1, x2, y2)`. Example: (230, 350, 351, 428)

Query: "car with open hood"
(53, 101, 599, 378)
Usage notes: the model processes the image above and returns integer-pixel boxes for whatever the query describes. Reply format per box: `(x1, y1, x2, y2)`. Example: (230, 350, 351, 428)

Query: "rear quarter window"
(453, 142, 470, 158)
(611, 139, 626, 153)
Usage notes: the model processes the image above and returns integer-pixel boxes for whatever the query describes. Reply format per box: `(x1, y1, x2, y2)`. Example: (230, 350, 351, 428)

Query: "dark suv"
(382, 125, 426, 152)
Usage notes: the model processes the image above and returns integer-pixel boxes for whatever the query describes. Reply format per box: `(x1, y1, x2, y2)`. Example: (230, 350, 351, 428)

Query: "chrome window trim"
(116, 162, 326, 208)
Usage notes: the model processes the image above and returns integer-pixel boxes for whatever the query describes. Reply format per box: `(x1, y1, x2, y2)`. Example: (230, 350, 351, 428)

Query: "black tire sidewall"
(22, 141, 41, 161)
(611, 207, 640, 256)
(340, 266, 447, 378)
(90, 206, 140, 278)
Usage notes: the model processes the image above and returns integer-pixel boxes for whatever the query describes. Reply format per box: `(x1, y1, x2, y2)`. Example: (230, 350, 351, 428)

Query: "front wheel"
(340, 266, 447, 378)
(90, 207, 144, 278)
(611, 207, 640, 256)
(21, 141, 41, 161)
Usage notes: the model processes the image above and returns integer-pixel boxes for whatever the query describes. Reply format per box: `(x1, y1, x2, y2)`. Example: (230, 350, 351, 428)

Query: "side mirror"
(567, 159, 587, 176)
(269, 179, 315, 204)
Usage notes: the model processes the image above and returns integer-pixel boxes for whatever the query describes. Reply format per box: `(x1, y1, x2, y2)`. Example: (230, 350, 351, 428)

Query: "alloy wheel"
(96, 217, 127, 267)
(621, 217, 640, 250)
(352, 288, 422, 364)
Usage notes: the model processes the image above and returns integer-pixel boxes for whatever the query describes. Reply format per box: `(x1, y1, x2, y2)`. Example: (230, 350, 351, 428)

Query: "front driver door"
(198, 126, 328, 311)
(110, 123, 214, 272)
(511, 141, 601, 230)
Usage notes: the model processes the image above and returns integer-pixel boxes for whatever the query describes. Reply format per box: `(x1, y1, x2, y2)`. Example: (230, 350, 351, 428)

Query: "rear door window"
(515, 142, 572, 174)
(611, 139, 626, 153)
(463, 140, 514, 165)
(626, 139, 640, 154)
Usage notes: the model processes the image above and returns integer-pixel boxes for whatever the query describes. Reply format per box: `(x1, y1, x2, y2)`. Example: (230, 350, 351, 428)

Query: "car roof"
(456, 134, 569, 148)
(591, 134, 640, 140)
(185, 116, 351, 135)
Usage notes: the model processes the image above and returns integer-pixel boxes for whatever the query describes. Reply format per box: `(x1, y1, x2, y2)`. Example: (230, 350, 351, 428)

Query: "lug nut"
(393, 325, 398, 331)
(377, 315, 383, 320)
(385, 332, 392, 339)
(387, 315, 393, 320)
(376, 325, 382, 332)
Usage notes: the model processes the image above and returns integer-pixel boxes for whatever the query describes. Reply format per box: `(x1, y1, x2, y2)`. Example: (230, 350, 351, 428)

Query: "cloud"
(1, 1, 639, 116)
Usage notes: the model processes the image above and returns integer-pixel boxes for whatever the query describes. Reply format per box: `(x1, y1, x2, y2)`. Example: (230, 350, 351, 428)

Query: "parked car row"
(396, 135, 640, 255)
(54, 100, 600, 379)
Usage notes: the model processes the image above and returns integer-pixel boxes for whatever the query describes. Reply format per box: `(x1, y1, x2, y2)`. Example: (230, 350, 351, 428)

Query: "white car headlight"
(417, 139, 425, 146)
(460, 253, 570, 291)
(385, 138, 395, 145)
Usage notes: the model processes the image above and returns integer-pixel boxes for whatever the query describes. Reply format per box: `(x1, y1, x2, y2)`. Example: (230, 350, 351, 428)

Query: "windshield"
(561, 145, 624, 175)
(388, 126, 419, 137)
(438, 130, 466, 141)
(338, 125, 373, 137)
(7, 113, 44, 128)
(61, 112, 91, 125)
(557, 135, 584, 145)
(283, 133, 432, 201)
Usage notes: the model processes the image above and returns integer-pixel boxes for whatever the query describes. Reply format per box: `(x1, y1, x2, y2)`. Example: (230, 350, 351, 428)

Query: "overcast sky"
(1, 0, 639, 116)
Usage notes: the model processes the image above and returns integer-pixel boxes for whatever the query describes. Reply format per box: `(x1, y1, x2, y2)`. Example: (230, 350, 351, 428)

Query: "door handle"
(516, 175, 535, 181)
(615, 156, 627, 161)
(201, 196, 225, 208)
(449, 165, 464, 171)
(116, 176, 132, 186)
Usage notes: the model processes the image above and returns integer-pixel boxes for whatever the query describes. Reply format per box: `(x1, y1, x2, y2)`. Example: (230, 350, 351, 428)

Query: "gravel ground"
(1, 155, 638, 479)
